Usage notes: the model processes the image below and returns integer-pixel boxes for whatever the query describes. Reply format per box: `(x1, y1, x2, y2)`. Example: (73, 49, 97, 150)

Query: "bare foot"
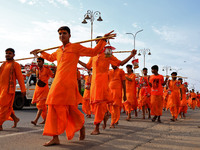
(39, 121, 45, 124)
(91, 129, 100, 135)
(115, 121, 118, 125)
(126, 117, 130, 121)
(12, 118, 20, 128)
(102, 115, 109, 130)
(0, 126, 3, 131)
(170, 118, 175, 122)
(79, 126, 85, 140)
(152, 116, 157, 122)
(31, 121, 37, 126)
(110, 124, 115, 128)
(43, 136, 60, 146)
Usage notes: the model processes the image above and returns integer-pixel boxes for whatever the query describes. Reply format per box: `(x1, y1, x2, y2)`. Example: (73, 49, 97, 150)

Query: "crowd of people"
(0, 26, 199, 146)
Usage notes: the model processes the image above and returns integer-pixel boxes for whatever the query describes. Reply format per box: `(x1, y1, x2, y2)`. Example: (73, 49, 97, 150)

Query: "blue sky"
(0, 0, 200, 90)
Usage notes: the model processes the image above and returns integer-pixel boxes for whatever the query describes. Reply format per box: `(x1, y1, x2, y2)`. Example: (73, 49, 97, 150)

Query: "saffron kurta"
(179, 84, 188, 114)
(41, 40, 106, 140)
(167, 80, 181, 119)
(32, 66, 54, 119)
(138, 76, 151, 109)
(86, 52, 121, 125)
(0, 61, 26, 125)
(190, 92, 197, 110)
(82, 75, 92, 115)
(149, 74, 164, 116)
(108, 68, 125, 125)
(124, 73, 137, 113)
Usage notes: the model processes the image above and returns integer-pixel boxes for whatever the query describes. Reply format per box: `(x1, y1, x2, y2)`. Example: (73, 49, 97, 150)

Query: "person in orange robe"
(167, 72, 182, 121)
(124, 64, 137, 121)
(138, 68, 151, 119)
(163, 87, 169, 111)
(190, 89, 197, 110)
(178, 78, 188, 118)
(0, 48, 26, 131)
(78, 39, 137, 135)
(82, 69, 92, 118)
(30, 27, 116, 146)
(31, 57, 54, 125)
(108, 65, 126, 128)
(149, 65, 168, 123)
(196, 92, 200, 108)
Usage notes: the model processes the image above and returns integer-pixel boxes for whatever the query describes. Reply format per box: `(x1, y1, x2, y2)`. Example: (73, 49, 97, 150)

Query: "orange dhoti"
(150, 95, 163, 116)
(82, 79, 91, 116)
(109, 88, 122, 125)
(124, 91, 137, 114)
(32, 85, 49, 120)
(82, 98, 91, 115)
(179, 94, 188, 114)
(0, 94, 15, 125)
(0, 61, 26, 126)
(197, 100, 200, 108)
(90, 73, 111, 125)
(139, 86, 151, 109)
(168, 92, 180, 119)
(191, 100, 196, 110)
(43, 105, 84, 140)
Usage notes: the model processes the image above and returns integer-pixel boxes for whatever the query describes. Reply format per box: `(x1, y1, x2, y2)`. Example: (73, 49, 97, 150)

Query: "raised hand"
(104, 30, 116, 39)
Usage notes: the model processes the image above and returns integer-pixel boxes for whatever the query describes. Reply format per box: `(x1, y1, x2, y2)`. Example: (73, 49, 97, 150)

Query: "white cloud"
(18, 0, 70, 7)
(56, 0, 69, 7)
(19, 0, 27, 3)
(152, 26, 188, 45)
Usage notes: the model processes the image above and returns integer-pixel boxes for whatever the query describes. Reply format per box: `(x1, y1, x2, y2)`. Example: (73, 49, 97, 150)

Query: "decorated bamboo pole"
(0, 35, 116, 63)
(164, 76, 188, 79)
(36, 34, 116, 53)
(113, 50, 132, 53)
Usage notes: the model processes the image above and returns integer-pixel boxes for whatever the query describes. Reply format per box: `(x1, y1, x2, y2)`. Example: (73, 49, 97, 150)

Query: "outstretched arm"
(120, 50, 137, 66)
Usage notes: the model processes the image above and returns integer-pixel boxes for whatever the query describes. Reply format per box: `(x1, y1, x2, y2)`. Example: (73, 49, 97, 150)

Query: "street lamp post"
(82, 10, 103, 48)
(138, 48, 151, 68)
(126, 29, 143, 49)
(162, 65, 172, 75)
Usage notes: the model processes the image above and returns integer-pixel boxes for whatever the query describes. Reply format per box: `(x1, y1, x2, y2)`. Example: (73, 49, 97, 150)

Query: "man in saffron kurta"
(197, 92, 200, 108)
(31, 57, 54, 125)
(0, 48, 26, 131)
(190, 89, 197, 110)
(82, 69, 92, 118)
(124, 65, 137, 121)
(167, 72, 181, 121)
(31, 27, 114, 146)
(138, 68, 151, 119)
(178, 78, 188, 118)
(149, 65, 168, 123)
(108, 65, 126, 128)
(79, 39, 137, 135)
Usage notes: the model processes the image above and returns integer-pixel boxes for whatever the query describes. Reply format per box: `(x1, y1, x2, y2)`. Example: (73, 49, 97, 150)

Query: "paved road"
(0, 106, 200, 150)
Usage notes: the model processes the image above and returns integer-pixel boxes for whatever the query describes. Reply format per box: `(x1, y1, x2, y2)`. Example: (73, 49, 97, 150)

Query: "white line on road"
(0, 129, 43, 138)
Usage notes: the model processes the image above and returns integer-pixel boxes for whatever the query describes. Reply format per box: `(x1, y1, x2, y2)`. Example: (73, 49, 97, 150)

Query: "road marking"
(0, 129, 43, 138)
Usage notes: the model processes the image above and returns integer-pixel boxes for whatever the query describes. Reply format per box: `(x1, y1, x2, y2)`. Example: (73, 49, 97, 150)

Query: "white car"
(14, 74, 54, 109)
